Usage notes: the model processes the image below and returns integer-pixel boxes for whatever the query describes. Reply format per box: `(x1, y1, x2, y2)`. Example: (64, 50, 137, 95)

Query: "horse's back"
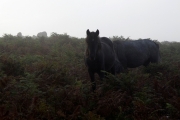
(100, 37, 114, 51)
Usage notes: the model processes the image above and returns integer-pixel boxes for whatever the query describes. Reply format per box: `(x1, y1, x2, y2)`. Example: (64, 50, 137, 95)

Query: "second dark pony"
(113, 39, 160, 69)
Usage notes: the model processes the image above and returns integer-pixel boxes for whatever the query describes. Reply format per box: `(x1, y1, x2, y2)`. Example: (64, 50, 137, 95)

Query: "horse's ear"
(86, 29, 90, 36)
(95, 29, 99, 36)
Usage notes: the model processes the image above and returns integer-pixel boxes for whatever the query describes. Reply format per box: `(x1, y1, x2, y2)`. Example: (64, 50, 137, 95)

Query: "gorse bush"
(0, 34, 180, 119)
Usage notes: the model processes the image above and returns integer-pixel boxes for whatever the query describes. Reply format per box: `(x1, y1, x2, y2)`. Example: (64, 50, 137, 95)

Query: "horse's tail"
(153, 41, 161, 63)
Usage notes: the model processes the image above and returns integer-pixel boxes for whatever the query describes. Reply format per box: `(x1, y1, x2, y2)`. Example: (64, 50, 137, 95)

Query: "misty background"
(0, 0, 180, 42)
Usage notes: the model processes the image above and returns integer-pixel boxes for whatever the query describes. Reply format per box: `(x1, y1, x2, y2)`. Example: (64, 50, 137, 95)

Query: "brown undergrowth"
(0, 34, 180, 119)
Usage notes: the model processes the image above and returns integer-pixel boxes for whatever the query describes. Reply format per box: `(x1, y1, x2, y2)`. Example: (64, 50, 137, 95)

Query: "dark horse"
(85, 29, 122, 91)
(113, 39, 161, 69)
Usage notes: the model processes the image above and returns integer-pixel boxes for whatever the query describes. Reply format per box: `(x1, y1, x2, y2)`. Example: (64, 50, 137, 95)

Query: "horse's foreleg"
(88, 69, 96, 91)
(98, 70, 105, 81)
(111, 65, 116, 75)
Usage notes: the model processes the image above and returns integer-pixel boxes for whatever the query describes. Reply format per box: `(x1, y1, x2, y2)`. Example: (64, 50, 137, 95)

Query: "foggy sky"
(0, 0, 180, 42)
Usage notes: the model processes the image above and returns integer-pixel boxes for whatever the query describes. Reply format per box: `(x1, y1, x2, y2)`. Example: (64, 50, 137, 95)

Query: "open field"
(0, 34, 180, 119)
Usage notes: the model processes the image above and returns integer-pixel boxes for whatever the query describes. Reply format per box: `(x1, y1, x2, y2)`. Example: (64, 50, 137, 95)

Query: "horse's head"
(86, 29, 101, 60)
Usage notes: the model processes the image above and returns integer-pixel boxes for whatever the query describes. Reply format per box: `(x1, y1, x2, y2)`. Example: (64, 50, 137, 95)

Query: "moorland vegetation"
(0, 33, 180, 119)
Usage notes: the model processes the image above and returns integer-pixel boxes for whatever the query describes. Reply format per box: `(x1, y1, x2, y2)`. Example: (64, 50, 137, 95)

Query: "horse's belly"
(126, 56, 148, 68)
